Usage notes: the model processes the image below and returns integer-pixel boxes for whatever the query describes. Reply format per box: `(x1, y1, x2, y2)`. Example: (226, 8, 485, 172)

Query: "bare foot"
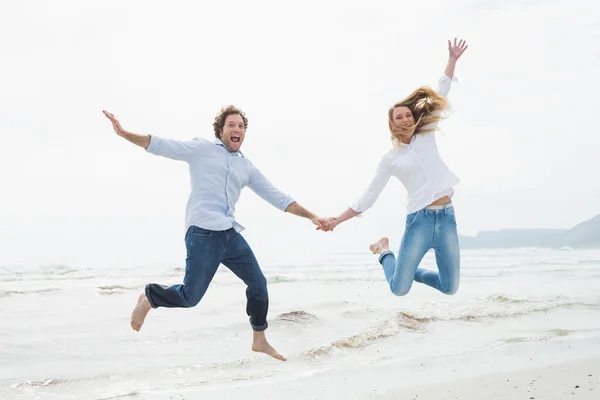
(130, 293, 152, 331)
(252, 331, 287, 361)
(369, 237, 390, 255)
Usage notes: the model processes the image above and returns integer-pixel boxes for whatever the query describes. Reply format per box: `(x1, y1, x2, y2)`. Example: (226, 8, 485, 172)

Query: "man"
(102, 106, 330, 361)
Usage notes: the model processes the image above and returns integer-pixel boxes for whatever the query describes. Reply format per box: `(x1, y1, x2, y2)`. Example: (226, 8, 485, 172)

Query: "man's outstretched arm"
(103, 110, 150, 149)
(102, 110, 201, 162)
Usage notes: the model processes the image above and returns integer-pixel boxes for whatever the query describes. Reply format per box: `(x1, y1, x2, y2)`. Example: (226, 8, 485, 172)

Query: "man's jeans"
(378, 203, 460, 296)
(145, 226, 269, 331)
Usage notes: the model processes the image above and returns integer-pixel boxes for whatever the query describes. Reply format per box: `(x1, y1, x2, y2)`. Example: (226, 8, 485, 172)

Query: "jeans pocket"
(406, 211, 419, 228)
(189, 226, 213, 237)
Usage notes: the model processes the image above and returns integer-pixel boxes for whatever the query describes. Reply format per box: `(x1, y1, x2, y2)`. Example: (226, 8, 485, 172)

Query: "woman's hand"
(448, 38, 468, 60)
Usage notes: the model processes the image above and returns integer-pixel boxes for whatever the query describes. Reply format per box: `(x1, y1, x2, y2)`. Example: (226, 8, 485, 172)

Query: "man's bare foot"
(252, 331, 287, 361)
(369, 237, 390, 255)
(131, 293, 152, 331)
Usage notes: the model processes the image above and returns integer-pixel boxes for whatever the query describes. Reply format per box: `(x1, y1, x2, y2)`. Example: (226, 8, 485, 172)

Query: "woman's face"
(392, 106, 414, 129)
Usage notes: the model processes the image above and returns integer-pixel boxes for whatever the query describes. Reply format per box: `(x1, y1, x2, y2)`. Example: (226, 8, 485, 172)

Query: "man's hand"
(102, 110, 127, 137)
(284, 202, 336, 232)
(315, 217, 337, 232)
(102, 110, 151, 149)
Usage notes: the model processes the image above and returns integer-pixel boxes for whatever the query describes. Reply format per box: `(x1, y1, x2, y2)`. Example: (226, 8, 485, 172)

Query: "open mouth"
(231, 136, 240, 143)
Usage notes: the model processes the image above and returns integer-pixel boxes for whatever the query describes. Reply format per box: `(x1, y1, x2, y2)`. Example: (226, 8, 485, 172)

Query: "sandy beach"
(142, 333, 600, 400)
(387, 358, 598, 400)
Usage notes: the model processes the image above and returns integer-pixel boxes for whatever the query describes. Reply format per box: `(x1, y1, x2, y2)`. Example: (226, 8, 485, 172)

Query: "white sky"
(1, 0, 599, 267)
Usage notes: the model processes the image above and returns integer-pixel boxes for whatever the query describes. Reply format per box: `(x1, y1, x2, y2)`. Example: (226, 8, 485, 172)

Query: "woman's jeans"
(378, 203, 460, 296)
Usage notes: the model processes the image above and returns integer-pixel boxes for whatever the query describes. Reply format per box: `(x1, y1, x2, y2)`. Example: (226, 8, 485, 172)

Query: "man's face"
(220, 114, 246, 152)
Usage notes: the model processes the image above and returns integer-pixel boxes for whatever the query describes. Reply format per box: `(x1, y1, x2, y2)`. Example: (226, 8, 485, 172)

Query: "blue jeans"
(378, 203, 460, 296)
(145, 226, 269, 331)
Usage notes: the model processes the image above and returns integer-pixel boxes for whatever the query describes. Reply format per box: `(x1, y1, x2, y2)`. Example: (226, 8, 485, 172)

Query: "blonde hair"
(388, 86, 450, 147)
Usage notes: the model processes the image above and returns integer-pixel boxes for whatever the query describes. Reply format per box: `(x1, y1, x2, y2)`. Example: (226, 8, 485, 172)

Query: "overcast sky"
(1, 0, 598, 267)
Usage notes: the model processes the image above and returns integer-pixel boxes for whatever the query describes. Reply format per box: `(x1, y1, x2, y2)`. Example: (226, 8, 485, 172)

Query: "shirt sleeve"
(420, 74, 459, 134)
(145, 135, 203, 163)
(350, 155, 391, 213)
(247, 161, 295, 212)
(436, 73, 458, 98)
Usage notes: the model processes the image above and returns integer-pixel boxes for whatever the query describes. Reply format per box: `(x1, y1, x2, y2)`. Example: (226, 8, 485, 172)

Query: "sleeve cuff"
(146, 134, 160, 154)
(349, 205, 365, 218)
(440, 74, 459, 83)
(281, 197, 296, 212)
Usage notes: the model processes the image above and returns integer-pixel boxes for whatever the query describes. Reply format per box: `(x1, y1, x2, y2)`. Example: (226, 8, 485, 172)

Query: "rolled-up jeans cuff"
(378, 250, 394, 264)
(145, 283, 159, 309)
(250, 319, 268, 332)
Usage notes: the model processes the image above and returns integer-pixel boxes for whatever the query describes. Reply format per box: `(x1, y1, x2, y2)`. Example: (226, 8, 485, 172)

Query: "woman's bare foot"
(252, 331, 287, 361)
(131, 293, 152, 331)
(369, 237, 390, 255)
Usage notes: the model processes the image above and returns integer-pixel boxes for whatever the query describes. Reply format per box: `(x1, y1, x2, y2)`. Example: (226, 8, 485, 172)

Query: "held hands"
(312, 217, 337, 232)
(448, 38, 468, 60)
(102, 110, 127, 137)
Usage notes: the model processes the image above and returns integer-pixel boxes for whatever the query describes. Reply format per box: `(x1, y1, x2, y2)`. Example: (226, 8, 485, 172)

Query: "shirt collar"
(213, 138, 244, 157)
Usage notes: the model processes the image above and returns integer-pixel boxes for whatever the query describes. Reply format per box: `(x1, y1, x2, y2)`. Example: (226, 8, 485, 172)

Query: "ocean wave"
(9, 378, 67, 389)
(3, 376, 140, 397)
(0, 275, 94, 283)
(0, 277, 24, 283)
(0, 264, 91, 282)
(0, 288, 60, 297)
(461, 271, 503, 278)
(301, 312, 431, 359)
(548, 328, 570, 337)
(95, 285, 140, 295)
(155, 358, 276, 389)
(267, 275, 295, 284)
(1, 359, 270, 397)
(341, 309, 380, 319)
(171, 371, 277, 390)
(395, 311, 433, 331)
(96, 390, 140, 400)
(299, 295, 598, 359)
(38, 264, 78, 275)
(499, 328, 571, 345)
(0, 266, 20, 276)
(500, 258, 600, 269)
(422, 293, 598, 323)
(445, 294, 600, 322)
(301, 319, 399, 358)
(488, 294, 528, 304)
(500, 336, 552, 344)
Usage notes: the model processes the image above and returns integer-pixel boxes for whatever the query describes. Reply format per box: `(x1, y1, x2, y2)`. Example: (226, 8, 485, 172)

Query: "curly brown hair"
(213, 105, 248, 139)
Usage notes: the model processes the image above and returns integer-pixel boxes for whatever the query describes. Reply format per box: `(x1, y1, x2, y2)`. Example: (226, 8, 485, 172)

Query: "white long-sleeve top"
(351, 74, 460, 215)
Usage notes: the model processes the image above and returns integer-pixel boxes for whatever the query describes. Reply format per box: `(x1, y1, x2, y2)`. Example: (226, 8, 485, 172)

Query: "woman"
(325, 38, 468, 296)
